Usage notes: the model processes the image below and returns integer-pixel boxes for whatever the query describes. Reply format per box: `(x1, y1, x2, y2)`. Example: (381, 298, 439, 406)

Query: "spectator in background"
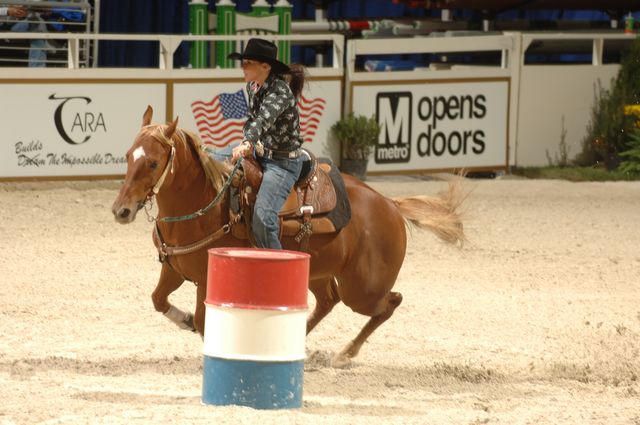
(0, 4, 27, 19)
(49, 0, 86, 32)
(0, 3, 49, 67)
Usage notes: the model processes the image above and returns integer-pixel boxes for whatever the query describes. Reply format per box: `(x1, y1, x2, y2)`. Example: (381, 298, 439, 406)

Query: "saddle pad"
(320, 158, 351, 231)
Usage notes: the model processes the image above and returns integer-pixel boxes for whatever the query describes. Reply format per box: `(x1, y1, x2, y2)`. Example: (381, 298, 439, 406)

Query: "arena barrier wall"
(346, 34, 515, 175)
(515, 33, 625, 167)
(0, 32, 634, 180)
(345, 32, 634, 174)
(0, 33, 343, 180)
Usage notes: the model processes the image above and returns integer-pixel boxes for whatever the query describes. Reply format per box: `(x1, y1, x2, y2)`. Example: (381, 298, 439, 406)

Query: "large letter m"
(376, 92, 412, 146)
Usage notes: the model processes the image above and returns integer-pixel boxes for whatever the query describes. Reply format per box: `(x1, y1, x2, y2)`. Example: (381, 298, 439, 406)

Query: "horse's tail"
(392, 175, 467, 246)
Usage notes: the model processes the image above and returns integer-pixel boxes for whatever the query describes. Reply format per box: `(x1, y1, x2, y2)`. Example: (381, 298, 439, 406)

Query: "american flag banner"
(191, 90, 326, 148)
(191, 90, 248, 148)
(297, 95, 326, 144)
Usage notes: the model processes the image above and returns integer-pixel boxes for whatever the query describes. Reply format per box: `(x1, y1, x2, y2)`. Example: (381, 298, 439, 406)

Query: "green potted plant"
(330, 113, 381, 180)
(619, 127, 640, 175)
(577, 37, 640, 169)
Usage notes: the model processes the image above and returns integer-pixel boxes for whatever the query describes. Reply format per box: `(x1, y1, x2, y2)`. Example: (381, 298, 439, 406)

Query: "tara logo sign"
(49, 94, 107, 145)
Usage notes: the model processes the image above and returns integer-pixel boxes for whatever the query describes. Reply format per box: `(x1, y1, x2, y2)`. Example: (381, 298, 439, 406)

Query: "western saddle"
(231, 150, 338, 250)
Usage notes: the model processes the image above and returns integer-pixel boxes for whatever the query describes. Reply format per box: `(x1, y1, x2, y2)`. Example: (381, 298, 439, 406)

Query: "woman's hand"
(232, 140, 252, 161)
(8, 5, 27, 18)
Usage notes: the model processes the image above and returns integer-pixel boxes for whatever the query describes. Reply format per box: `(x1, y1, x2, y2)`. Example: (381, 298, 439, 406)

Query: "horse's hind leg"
(307, 277, 341, 334)
(193, 279, 208, 337)
(151, 263, 195, 332)
(331, 291, 403, 368)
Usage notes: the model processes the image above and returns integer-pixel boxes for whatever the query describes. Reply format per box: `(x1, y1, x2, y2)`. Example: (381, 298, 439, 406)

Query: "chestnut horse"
(112, 106, 465, 368)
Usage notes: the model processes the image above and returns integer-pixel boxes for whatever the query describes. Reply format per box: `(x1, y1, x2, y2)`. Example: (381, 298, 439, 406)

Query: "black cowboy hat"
(227, 38, 290, 74)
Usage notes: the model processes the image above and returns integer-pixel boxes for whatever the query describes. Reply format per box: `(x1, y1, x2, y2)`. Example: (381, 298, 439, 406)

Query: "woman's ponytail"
(285, 63, 307, 99)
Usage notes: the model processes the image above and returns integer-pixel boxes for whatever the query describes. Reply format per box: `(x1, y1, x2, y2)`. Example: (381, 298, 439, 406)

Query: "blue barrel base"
(202, 356, 303, 409)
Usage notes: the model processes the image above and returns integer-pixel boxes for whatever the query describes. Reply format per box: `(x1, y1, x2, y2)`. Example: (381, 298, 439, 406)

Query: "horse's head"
(111, 106, 178, 224)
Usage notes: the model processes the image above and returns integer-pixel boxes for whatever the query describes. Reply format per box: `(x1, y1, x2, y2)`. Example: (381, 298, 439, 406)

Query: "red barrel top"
(206, 248, 310, 310)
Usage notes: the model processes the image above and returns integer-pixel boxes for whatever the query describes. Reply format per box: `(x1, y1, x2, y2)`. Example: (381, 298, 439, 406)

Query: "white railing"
(0, 0, 93, 67)
(0, 33, 344, 77)
(0, 30, 636, 174)
(519, 32, 634, 66)
(346, 34, 516, 81)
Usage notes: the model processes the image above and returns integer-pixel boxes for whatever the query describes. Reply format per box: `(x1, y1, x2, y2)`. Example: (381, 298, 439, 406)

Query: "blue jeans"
(5, 17, 48, 67)
(252, 156, 303, 249)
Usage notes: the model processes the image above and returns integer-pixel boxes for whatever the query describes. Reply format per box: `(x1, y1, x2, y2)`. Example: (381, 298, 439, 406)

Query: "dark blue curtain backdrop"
(98, 0, 189, 67)
(97, 1, 626, 68)
(215, 0, 427, 18)
(98, 0, 431, 67)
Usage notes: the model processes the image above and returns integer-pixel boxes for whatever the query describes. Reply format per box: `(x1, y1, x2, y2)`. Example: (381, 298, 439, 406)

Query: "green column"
(250, 0, 271, 17)
(189, 0, 208, 68)
(216, 0, 236, 69)
(274, 0, 292, 64)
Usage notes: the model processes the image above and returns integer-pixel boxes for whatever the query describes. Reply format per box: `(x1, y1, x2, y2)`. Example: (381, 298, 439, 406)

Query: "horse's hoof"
(184, 313, 197, 332)
(330, 353, 352, 369)
(306, 349, 333, 369)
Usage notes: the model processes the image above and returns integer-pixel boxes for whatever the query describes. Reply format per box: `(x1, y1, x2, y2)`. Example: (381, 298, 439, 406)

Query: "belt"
(259, 147, 302, 160)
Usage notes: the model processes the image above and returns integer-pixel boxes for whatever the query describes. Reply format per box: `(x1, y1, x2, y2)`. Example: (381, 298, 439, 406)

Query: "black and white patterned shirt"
(244, 73, 302, 153)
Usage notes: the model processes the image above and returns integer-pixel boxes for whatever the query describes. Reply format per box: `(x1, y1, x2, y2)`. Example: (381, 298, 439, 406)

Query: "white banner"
(0, 83, 166, 178)
(351, 79, 509, 172)
(173, 78, 342, 163)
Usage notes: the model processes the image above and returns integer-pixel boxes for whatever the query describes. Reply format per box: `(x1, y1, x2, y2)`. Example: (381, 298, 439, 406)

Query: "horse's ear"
(164, 117, 178, 139)
(142, 105, 153, 127)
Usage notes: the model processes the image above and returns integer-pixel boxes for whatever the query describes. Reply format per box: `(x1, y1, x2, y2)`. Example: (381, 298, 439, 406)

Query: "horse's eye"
(150, 161, 158, 170)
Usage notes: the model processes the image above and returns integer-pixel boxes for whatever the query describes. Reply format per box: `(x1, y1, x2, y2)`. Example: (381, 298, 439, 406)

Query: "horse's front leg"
(151, 262, 195, 332)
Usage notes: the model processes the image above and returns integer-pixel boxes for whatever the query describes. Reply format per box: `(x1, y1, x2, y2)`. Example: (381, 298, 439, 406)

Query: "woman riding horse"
(111, 109, 466, 367)
(230, 38, 307, 250)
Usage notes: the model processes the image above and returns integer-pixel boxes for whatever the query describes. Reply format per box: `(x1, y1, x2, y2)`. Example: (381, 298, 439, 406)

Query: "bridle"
(139, 142, 175, 221)
(151, 145, 176, 196)
(137, 138, 244, 264)
(141, 138, 243, 224)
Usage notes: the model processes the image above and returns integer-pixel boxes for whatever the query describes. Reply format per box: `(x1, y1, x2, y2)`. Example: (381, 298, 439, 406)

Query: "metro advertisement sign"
(352, 79, 509, 172)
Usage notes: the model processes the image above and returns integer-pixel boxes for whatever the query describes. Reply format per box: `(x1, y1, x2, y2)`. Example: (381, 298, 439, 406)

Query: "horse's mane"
(149, 124, 232, 194)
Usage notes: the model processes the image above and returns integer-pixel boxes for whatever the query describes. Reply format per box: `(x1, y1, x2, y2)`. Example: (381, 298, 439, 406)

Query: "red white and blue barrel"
(202, 248, 310, 409)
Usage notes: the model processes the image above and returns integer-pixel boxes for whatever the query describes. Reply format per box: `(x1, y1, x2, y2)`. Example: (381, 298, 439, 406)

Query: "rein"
(144, 137, 244, 263)
(145, 156, 243, 223)
(154, 220, 235, 262)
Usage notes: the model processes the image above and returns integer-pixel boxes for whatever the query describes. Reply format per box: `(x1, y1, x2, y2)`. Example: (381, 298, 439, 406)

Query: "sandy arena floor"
(0, 175, 639, 424)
